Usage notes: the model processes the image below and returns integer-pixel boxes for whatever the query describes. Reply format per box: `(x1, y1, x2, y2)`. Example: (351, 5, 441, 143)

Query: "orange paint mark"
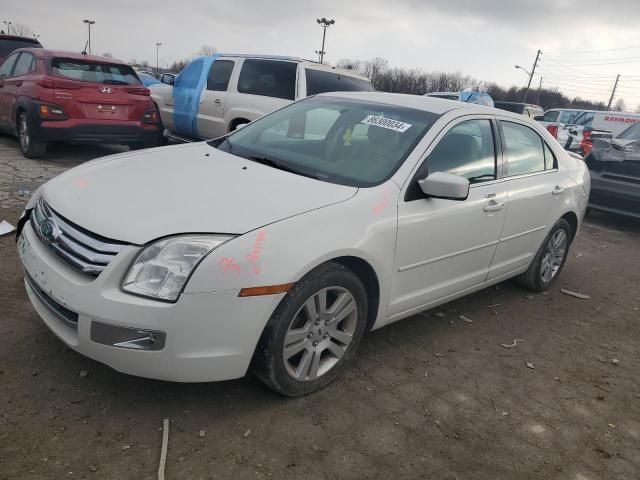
(247, 229, 266, 275)
(74, 178, 88, 189)
(373, 194, 390, 214)
(219, 257, 241, 274)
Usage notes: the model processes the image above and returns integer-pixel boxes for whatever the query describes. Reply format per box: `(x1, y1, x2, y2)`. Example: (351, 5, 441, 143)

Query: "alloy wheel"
(540, 229, 567, 283)
(19, 114, 30, 152)
(282, 286, 357, 381)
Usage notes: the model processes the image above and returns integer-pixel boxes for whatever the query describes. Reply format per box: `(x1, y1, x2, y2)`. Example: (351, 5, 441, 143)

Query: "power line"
(545, 44, 640, 55)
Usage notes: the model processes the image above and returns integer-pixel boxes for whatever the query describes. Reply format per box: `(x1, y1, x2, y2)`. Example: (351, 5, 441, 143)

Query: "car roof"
(0, 34, 42, 44)
(317, 91, 526, 118)
(14, 48, 127, 64)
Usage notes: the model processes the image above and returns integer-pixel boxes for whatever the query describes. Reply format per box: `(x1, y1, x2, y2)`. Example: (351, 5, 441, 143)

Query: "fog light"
(90, 320, 166, 351)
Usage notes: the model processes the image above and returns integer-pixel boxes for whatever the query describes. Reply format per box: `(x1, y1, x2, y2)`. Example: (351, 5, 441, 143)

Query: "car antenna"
(81, 40, 88, 55)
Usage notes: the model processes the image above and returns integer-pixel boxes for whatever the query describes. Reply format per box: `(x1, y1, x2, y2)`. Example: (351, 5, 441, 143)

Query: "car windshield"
(51, 58, 141, 85)
(617, 122, 640, 140)
(211, 96, 439, 187)
(305, 69, 374, 95)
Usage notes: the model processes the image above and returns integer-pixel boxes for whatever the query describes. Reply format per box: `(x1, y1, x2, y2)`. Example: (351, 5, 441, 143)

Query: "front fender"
(184, 182, 401, 329)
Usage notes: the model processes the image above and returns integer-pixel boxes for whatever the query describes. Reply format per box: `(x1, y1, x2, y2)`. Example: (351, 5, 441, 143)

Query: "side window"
(12, 53, 34, 77)
(543, 110, 559, 122)
(426, 119, 496, 182)
(207, 60, 234, 91)
(0, 53, 19, 77)
(237, 59, 297, 100)
(543, 142, 556, 170)
(502, 121, 545, 176)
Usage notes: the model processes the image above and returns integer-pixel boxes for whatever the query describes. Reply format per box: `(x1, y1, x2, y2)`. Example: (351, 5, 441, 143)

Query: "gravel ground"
(1, 134, 639, 480)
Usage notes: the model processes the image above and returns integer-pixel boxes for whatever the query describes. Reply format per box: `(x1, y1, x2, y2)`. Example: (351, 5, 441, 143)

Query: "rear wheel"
(517, 218, 572, 291)
(252, 262, 367, 396)
(18, 111, 47, 159)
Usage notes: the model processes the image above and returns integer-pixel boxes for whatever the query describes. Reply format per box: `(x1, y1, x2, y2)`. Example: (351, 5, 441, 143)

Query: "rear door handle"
(552, 186, 565, 196)
(214, 98, 222, 105)
(483, 201, 505, 212)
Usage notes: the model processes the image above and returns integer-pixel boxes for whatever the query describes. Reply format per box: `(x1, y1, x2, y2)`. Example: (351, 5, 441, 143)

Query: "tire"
(230, 120, 249, 132)
(517, 218, 572, 291)
(252, 262, 368, 397)
(17, 111, 47, 159)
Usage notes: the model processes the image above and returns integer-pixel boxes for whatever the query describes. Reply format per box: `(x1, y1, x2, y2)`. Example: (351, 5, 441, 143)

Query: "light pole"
(516, 50, 541, 103)
(514, 65, 531, 77)
(3, 21, 11, 35)
(83, 19, 95, 54)
(156, 42, 162, 75)
(316, 17, 335, 64)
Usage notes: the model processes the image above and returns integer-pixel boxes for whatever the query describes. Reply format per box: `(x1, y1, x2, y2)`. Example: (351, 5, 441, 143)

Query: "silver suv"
(151, 54, 374, 141)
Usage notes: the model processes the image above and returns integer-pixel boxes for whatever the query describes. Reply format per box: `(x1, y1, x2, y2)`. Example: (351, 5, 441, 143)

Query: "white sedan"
(17, 92, 590, 396)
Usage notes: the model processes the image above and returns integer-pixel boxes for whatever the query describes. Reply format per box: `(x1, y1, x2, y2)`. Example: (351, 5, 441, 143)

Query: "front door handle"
(483, 201, 505, 212)
(552, 186, 565, 196)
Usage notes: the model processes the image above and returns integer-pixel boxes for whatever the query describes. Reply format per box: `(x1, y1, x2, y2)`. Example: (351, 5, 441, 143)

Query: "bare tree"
(102, 52, 113, 58)
(613, 98, 626, 112)
(199, 45, 218, 57)
(10, 23, 33, 36)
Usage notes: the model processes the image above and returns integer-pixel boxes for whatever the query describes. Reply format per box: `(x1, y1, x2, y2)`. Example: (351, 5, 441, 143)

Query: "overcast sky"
(5, 0, 640, 106)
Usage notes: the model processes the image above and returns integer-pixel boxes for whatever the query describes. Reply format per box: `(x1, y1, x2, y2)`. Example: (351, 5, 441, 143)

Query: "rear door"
(3, 52, 36, 126)
(197, 59, 235, 139)
(488, 119, 566, 280)
(50, 58, 151, 124)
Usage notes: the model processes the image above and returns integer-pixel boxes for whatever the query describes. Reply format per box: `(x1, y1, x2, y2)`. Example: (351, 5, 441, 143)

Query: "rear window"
(495, 102, 525, 114)
(0, 39, 42, 59)
(51, 58, 141, 85)
(305, 69, 374, 95)
(237, 59, 297, 100)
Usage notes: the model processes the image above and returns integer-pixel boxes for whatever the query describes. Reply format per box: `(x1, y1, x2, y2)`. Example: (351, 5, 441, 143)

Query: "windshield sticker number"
(361, 115, 412, 133)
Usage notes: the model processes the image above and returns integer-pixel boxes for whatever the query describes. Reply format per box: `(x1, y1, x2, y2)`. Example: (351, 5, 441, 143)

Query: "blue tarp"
(172, 55, 219, 138)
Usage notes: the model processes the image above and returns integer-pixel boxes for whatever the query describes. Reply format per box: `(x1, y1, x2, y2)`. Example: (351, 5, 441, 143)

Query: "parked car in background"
(493, 101, 544, 119)
(151, 54, 374, 141)
(425, 91, 494, 107)
(16, 92, 589, 396)
(137, 71, 162, 87)
(0, 34, 42, 63)
(539, 108, 640, 157)
(585, 121, 640, 218)
(0, 49, 163, 158)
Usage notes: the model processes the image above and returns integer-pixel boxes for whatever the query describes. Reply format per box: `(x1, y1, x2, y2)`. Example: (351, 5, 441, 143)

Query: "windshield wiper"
(247, 156, 319, 180)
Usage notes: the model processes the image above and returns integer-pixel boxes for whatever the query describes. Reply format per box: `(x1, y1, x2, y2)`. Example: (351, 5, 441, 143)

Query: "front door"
(172, 58, 207, 138)
(197, 59, 235, 139)
(388, 117, 507, 319)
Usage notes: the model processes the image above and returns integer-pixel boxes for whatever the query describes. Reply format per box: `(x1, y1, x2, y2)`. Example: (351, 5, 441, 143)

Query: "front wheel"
(252, 262, 368, 396)
(517, 218, 572, 291)
(18, 111, 47, 159)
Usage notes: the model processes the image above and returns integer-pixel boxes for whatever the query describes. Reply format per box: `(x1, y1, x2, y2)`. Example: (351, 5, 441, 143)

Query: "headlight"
(121, 235, 233, 302)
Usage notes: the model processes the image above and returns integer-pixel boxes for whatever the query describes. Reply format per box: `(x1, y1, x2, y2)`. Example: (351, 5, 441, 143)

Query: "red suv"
(0, 49, 162, 158)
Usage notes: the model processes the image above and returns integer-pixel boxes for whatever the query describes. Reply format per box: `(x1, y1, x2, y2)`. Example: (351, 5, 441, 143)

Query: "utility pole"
(316, 17, 335, 64)
(156, 42, 162, 75)
(607, 74, 620, 110)
(3, 21, 11, 35)
(83, 19, 95, 54)
(521, 49, 541, 103)
(536, 77, 543, 105)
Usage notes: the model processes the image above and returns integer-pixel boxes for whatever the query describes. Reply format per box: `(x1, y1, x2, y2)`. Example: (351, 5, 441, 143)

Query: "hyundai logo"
(99, 86, 113, 94)
(40, 218, 59, 242)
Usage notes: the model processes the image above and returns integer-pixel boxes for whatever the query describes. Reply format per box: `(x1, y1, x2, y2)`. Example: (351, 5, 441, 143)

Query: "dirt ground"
(1, 134, 639, 480)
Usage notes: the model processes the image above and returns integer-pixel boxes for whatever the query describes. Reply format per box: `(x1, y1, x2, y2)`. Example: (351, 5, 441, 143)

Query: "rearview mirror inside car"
(418, 172, 470, 201)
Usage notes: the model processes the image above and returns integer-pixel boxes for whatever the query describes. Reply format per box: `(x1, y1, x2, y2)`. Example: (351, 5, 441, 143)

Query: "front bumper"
(17, 222, 282, 382)
(588, 169, 640, 218)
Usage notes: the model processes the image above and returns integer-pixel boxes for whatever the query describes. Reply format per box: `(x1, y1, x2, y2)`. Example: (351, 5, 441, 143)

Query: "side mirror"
(533, 115, 545, 121)
(418, 172, 470, 201)
(161, 74, 175, 86)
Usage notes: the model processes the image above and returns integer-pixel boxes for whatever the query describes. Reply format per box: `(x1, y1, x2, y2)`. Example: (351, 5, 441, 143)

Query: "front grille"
(30, 197, 127, 276)
(25, 272, 78, 329)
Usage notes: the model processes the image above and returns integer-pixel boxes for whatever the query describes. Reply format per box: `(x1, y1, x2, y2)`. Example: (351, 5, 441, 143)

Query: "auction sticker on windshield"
(361, 115, 412, 132)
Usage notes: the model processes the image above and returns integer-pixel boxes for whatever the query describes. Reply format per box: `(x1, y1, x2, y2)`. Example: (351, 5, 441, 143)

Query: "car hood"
(41, 143, 357, 244)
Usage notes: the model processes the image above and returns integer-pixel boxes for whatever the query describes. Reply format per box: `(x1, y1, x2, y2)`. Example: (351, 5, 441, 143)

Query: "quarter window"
(0, 52, 19, 77)
(237, 59, 297, 100)
(207, 60, 234, 91)
(543, 142, 556, 170)
(501, 121, 545, 176)
(426, 119, 497, 182)
(12, 53, 34, 77)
